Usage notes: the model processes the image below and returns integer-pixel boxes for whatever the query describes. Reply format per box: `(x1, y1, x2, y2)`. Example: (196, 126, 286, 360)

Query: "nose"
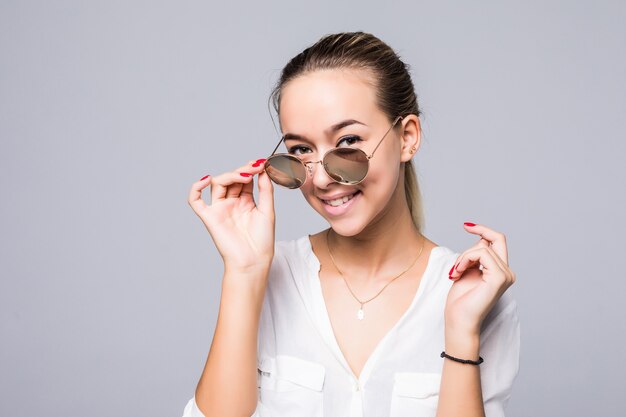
(307, 160, 335, 188)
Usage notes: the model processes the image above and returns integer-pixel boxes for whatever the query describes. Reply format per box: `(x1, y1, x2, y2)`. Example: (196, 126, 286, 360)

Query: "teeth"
(325, 192, 357, 207)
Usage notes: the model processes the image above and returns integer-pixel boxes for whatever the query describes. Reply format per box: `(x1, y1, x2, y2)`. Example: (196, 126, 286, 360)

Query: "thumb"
(256, 168, 275, 217)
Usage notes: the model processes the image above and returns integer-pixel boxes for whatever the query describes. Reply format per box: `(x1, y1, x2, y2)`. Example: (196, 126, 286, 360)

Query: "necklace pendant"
(357, 308, 364, 320)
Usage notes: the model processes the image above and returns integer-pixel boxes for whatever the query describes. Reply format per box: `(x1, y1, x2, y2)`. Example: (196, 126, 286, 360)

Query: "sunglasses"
(264, 116, 403, 189)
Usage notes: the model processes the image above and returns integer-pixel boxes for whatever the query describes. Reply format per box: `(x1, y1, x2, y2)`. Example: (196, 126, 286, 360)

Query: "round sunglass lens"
(265, 155, 307, 189)
(324, 148, 369, 184)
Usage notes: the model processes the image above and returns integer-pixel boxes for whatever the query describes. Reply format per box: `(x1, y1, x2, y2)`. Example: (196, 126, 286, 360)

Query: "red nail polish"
(464, 222, 476, 227)
(252, 159, 266, 167)
(240, 172, 252, 177)
(200, 175, 209, 181)
(448, 265, 455, 276)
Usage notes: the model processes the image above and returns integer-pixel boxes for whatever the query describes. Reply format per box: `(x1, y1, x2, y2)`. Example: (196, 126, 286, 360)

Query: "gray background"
(1, 1, 624, 416)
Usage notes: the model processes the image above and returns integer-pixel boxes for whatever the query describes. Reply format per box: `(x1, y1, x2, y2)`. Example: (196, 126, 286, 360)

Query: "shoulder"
(274, 235, 309, 262)
(430, 245, 460, 267)
(267, 234, 314, 283)
(426, 246, 459, 293)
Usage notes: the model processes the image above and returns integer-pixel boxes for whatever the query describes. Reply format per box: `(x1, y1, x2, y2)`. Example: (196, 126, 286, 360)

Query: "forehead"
(279, 69, 380, 134)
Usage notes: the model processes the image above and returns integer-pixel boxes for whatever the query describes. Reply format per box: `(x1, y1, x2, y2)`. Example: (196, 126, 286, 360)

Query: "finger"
(449, 237, 490, 276)
(211, 171, 245, 202)
(449, 247, 492, 280)
(482, 246, 514, 286)
(450, 247, 508, 285)
(225, 181, 245, 198)
(188, 175, 211, 214)
(240, 159, 267, 204)
(463, 222, 509, 265)
(256, 162, 275, 216)
(239, 162, 257, 204)
(229, 159, 265, 203)
(235, 159, 269, 201)
(469, 237, 490, 250)
(212, 159, 269, 201)
(463, 222, 493, 247)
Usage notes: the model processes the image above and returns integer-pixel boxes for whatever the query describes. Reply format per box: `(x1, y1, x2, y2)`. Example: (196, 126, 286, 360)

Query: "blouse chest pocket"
(389, 372, 441, 417)
(257, 354, 326, 417)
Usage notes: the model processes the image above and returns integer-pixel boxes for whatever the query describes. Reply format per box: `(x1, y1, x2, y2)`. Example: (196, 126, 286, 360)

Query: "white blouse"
(182, 235, 520, 417)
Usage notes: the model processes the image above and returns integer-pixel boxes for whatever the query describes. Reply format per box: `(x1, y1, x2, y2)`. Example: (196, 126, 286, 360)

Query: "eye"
(337, 135, 362, 147)
(287, 144, 311, 156)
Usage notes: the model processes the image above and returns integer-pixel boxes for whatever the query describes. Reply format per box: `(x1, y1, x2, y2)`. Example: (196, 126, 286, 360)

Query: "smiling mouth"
(321, 191, 361, 207)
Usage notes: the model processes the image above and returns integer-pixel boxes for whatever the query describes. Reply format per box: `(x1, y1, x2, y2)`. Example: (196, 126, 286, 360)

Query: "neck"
(326, 181, 431, 284)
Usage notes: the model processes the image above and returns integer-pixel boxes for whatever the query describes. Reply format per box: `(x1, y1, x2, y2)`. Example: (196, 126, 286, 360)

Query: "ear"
(399, 115, 421, 163)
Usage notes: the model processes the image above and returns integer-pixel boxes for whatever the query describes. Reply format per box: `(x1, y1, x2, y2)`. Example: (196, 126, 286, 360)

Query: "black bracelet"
(440, 351, 484, 365)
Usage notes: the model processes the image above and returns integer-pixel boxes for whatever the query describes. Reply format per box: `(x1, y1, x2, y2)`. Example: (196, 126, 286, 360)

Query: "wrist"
(224, 261, 271, 278)
(444, 326, 481, 362)
(445, 318, 480, 338)
(223, 267, 270, 292)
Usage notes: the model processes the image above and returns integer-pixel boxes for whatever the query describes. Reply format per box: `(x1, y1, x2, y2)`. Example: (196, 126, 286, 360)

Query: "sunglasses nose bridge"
(304, 159, 325, 176)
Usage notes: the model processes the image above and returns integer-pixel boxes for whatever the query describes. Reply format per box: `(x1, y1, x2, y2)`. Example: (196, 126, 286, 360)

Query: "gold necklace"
(325, 228, 425, 320)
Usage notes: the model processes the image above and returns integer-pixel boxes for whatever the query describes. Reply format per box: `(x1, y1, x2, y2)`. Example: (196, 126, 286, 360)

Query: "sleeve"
(478, 289, 521, 417)
(180, 396, 207, 417)
(180, 396, 267, 417)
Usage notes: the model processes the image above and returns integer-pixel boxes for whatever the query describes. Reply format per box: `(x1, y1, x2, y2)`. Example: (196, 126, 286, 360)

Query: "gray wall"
(1, 1, 624, 416)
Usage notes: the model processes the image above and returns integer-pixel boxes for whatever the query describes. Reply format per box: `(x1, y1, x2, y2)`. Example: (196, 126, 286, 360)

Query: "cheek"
(363, 156, 401, 194)
(365, 138, 401, 179)
(300, 184, 318, 205)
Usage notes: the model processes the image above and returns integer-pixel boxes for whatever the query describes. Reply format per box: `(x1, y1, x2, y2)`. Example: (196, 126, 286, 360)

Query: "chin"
(326, 221, 366, 238)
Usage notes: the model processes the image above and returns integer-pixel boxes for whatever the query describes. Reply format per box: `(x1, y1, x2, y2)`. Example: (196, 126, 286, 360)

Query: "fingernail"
(200, 175, 209, 181)
(448, 265, 455, 278)
(240, 172, 253, 177)
(255, 158, 267, 163)
(464, 222, 476, 227)
(252, 159, 267, 167)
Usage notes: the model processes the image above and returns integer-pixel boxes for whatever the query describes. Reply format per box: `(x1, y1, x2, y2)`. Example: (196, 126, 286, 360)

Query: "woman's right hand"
(188, 159, 275, 277)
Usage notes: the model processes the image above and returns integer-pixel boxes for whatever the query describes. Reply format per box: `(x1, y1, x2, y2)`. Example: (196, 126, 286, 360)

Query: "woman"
(183, 32, 519, 417)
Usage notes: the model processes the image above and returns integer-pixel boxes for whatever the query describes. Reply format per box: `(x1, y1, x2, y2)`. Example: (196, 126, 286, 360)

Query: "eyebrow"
(283, 119, 367, 142)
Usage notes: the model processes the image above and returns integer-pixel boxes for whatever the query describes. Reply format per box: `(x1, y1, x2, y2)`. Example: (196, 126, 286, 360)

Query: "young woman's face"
(279, 69, 407, 236)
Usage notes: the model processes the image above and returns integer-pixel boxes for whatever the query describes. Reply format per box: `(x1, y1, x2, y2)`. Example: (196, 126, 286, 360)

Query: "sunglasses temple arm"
(367, 116, 403, 159)
(268, 136, 285, 158)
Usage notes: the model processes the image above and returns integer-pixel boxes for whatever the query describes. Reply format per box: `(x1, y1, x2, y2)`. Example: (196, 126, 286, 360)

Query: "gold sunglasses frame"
(264, 115, 403, 189)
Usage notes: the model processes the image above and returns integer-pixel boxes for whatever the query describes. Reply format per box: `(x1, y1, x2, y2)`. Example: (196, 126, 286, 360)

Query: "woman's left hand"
(445, 223, 517, 335)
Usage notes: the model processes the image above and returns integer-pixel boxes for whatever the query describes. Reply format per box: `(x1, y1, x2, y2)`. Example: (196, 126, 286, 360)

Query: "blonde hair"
(268, 31, 425, 233)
